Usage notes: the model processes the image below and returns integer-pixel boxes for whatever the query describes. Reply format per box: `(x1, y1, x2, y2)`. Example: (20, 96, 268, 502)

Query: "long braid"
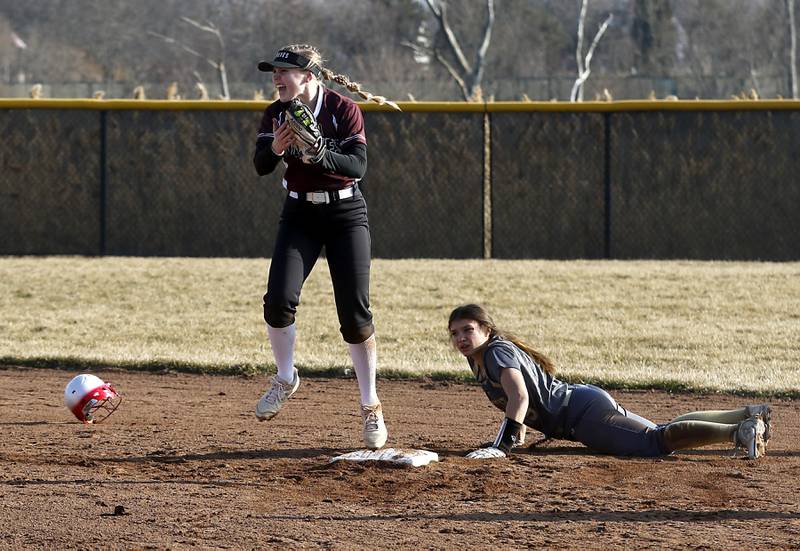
(320, 68, 401, 111)
(280, 43, 401, 111)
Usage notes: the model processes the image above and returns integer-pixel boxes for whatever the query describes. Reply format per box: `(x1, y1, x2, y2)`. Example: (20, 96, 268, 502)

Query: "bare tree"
(788, 0, 798, 98)
(404, 0, 495, 101)
(148, 16, 229, 99)
(5, 0, 795, 101)
(570, 0, 612, 102)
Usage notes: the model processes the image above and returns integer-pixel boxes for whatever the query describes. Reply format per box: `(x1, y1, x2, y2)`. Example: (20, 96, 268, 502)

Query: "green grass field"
(1, 257, 798, 395)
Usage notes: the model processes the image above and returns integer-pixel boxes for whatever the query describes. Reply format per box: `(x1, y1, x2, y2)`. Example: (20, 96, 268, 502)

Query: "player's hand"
(465, 447, 507, 459)
(271, 118, 295, 155)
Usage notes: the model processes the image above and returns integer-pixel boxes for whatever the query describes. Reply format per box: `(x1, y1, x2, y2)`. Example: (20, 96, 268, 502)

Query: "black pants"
(263, 189, 374, 344)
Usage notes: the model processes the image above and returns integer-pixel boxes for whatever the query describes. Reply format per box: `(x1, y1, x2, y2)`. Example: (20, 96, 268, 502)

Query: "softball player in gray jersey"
(448, 304, 772, 460)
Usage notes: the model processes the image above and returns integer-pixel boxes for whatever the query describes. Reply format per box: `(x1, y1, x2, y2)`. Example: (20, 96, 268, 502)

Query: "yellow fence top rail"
(2, 98, 800, 112)
(485, 99, 800, 112)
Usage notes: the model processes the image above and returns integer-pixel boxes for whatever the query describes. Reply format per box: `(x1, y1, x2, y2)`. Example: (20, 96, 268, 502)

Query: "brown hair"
(448, 304, 556, 375)
(280, 44, 401, 111)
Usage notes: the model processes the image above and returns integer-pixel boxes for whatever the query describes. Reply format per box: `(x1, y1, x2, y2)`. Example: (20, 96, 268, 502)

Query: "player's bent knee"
(264, 303, 295, 328)
(341, 323, 374, 344)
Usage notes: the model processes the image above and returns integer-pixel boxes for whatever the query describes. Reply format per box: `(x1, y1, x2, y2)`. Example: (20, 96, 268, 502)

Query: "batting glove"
(465, 447, 507, 459)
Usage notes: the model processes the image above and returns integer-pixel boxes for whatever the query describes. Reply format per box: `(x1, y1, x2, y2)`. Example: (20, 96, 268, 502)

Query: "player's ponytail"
(319, 67, 401, 111)
(278, 44, 401, 111)
(448, 304, 556, 375)
(495, 331, 556, 376)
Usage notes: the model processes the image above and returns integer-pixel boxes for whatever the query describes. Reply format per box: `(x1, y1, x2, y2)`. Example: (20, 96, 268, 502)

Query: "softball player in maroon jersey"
(252, 44, 398, 449)
(448, 304, 772, 459)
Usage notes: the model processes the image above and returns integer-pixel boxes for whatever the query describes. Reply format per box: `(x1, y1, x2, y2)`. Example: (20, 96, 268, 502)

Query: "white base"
(329, 448, 439, 467)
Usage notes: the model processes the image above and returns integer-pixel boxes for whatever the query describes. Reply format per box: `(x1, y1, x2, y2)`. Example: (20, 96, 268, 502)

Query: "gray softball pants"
(564, 384, 668, 457)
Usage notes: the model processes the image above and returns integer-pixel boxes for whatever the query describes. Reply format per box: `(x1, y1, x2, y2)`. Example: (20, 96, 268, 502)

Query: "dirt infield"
(1, 367, 798, 549)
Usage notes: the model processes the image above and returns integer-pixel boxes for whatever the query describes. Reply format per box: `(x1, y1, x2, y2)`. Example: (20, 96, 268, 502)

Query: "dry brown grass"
(1, 257, 798, 394)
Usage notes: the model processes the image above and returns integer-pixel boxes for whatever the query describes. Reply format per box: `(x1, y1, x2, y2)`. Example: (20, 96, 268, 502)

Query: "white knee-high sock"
(348, 334, 379, 406)
(267, 323, 296, 382)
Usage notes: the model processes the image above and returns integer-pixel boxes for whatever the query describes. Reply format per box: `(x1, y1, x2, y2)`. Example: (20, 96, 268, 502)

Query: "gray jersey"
(469, 336, 572, 438)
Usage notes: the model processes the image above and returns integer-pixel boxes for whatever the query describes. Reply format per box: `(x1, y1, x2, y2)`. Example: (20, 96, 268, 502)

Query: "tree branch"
(418, 0, 494, 101)
(584, 14, 612, 72)
(433, 49, 469, 99)
(180, 16, 229, 98)
(147, 31, 219, 70)
(424, 0, 472, 73)
(788, 0, 798, 98)
(469, 0, 495, 98)
(476, 0, 495, 63)
(570, 13, 613, 102)
(401, 40, 428, 58)
(149, 18, 230, 100)
(575, 0, 588, 77)
(180, 16, 226, 59)
(180, 16, 219, 36)
(424, 0, 441, 17)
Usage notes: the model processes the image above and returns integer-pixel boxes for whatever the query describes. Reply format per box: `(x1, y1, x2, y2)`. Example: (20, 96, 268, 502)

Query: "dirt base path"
(1, 367, 798, 549)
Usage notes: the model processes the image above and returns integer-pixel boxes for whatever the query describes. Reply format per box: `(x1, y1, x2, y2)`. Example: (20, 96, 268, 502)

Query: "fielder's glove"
(466, 447, 507, 460)
(285, 99, 326, 164)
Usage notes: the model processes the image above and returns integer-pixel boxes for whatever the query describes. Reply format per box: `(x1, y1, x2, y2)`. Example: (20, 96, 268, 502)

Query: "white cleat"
(735, 415, 766, 459)
(255, 369, 300, 421)
(361, 402, 388, 449)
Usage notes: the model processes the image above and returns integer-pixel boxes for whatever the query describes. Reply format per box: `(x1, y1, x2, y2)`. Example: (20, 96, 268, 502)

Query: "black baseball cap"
(258, 50, 321, 77)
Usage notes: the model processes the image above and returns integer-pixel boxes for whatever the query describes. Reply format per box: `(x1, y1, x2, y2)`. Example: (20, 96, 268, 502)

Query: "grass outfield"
(1, 256, 798, 395)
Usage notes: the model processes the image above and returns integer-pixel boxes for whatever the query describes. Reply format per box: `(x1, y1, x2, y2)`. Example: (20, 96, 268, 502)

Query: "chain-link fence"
(104, 109, 283, 257)
(1, 102, 798, 260)
(0, 108, 101, 254)
(491, 111, 606, 259)
(364, 111, 484, 258)
(610, 110, 800, 260)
